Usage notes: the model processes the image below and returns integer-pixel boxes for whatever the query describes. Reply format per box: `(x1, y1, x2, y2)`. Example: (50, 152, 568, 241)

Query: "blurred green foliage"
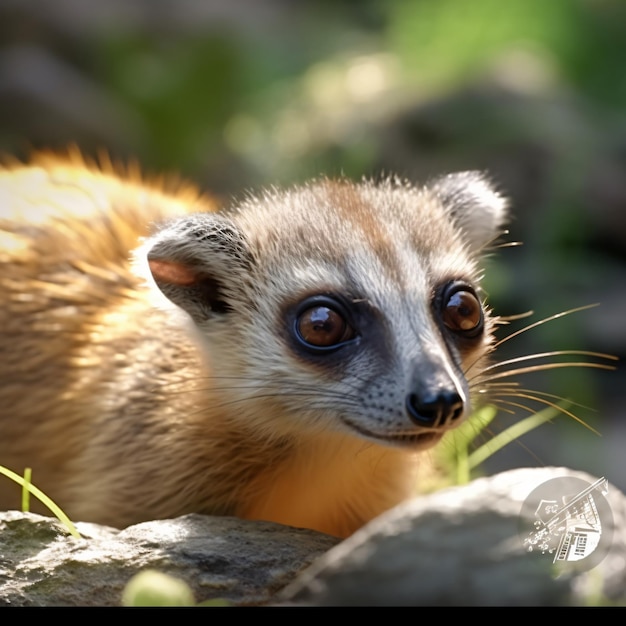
(3, 0, 626, 187)
(389, 0, 626, 102)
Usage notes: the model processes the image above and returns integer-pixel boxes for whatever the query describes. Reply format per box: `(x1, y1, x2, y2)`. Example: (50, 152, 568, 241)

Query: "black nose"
(405, 390, 464, 427)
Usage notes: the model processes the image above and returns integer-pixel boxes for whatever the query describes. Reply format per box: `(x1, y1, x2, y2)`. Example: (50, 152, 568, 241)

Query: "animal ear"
(429, 171, 509, 252)
(145, 214, 254, 323)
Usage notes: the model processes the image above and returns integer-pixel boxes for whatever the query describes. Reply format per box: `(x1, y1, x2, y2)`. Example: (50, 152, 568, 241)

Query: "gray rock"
(1, 467, 623, 606)
(280, 467, 626, 606)
(0, 512, 339, 606)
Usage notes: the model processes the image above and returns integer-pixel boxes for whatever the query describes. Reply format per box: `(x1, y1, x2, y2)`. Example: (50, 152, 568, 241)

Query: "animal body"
(0, 153, 508, 537)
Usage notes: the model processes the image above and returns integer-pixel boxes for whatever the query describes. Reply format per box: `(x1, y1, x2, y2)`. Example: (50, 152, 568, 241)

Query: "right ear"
(145, 214, 254, 324)
(429, 171, 509, 253)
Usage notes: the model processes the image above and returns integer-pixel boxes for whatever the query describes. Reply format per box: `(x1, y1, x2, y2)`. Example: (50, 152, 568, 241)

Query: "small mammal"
(0, 152, 507, 537)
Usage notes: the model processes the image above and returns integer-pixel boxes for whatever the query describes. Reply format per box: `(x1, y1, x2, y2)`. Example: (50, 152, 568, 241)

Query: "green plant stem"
(0, 465, 81, 538)
(467, 406, 562, 470)
(21, 467, 31, 512)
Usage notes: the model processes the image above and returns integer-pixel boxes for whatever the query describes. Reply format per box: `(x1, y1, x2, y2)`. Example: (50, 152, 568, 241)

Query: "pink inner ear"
(148, 259, 198, 286)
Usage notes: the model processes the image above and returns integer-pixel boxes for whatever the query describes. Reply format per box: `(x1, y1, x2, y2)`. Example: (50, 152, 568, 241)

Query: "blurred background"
(0, 0, 624, 489)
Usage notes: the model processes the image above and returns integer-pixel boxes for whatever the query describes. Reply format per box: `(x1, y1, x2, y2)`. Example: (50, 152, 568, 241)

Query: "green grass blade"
(21, 467, 32, 512)
(455, 440, 470, 485)
(0, 465, 81, 538)
(446, 404, 498, 484)
(467, 405, 564, 470)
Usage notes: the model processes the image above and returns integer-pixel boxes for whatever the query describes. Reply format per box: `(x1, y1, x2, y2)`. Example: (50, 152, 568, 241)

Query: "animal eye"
(440, 283, 484, 336)
(295, 300, 355, 350)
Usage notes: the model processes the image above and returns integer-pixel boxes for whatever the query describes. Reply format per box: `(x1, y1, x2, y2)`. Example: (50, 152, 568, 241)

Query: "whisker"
(493, 303, 602, 349)
(199, 392, 362, 413)
(442, 404, 547, 471)
(180, 399, 359, 427)
(488, 397, 530, 411)
(492, 239, 523, 250)
(463, 307, 615, 377)
(482, 403, 517, 415)
(152, 376, 365, 401)
(476, 381, 521, 388)
(490, 387, 596, 412)
(477, 419, 547, 466)
(487, 390, 601, 436)
(494, 310, 534, 324)
(490, 398, 552, 418)
(473, 360, 616, 385)
(479, 350, 618, 374)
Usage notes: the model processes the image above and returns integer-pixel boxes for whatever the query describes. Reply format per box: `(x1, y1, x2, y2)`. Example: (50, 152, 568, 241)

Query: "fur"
(0, 153, 507, 537)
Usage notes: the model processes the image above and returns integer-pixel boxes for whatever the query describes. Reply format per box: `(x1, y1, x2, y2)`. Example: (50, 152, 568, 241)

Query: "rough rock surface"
(0, 512, 339, 606)
(280, 467, 626, 606)
(1, 467, 624, 606)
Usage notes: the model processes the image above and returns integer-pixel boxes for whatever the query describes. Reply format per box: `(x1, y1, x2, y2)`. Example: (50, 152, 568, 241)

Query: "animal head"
(144, 173, 507, 447)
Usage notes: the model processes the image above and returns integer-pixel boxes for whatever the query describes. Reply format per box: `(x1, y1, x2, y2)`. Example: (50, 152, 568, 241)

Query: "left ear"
(429, 171, 509, 252)
(144, 213, 254, 324)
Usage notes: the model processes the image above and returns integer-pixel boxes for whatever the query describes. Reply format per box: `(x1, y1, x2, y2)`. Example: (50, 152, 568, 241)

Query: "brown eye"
(296, 304, 355, 348)
(441, 285, 483, 336)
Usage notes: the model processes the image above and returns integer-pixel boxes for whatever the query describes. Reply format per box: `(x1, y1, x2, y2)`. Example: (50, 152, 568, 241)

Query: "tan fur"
(0, 153, 506, 537)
